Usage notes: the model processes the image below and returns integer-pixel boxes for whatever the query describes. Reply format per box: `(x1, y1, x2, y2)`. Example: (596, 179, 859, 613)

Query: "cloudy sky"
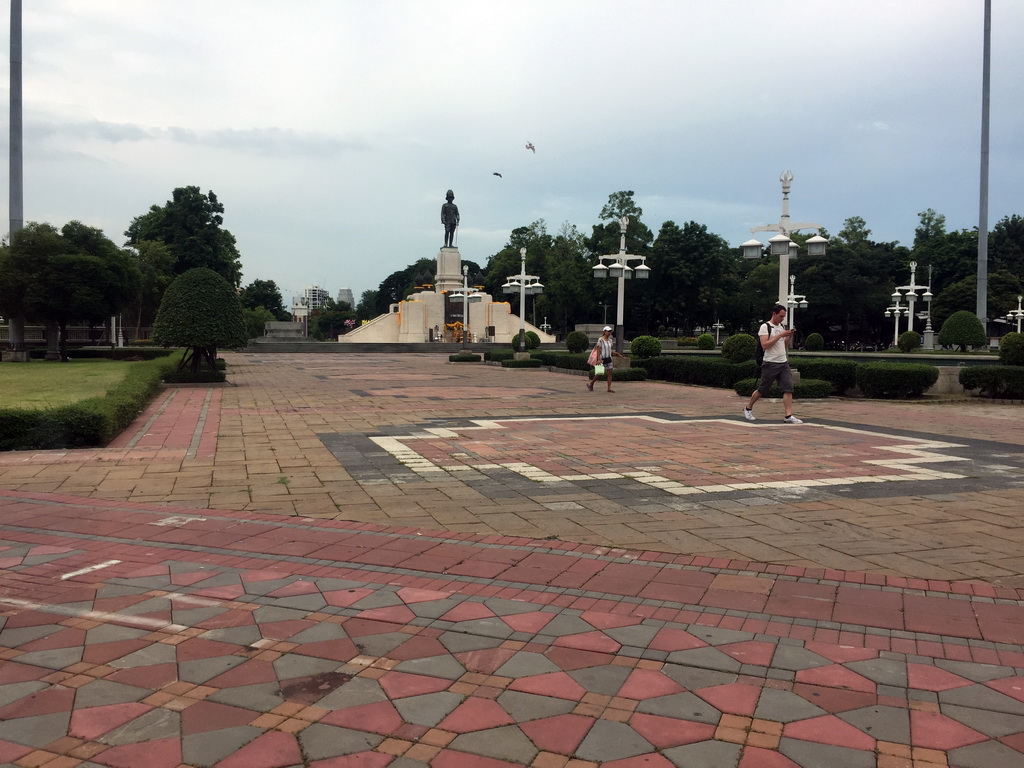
(3, 1, 1022, 305)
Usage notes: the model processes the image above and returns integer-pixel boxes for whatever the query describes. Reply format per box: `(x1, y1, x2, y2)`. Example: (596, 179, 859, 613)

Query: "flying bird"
(525, 142, 535, 153)
(492, 172, 502, 178)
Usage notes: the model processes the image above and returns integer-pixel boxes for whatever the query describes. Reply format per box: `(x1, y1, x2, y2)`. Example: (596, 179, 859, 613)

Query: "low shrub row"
(0, 353, 180, 451)
(448, 353, 482, 363)
(531, 351, 591, 371)
(633, 355, 756, 388)
(790, 358, 859, 395)
(959, 365, 1024, 399)
(29, 348, 175, 361)
(856, 362, 939, 398)
(484, 349, 515, 362)
(733, 378, 834, 399)
(501, 358, 543, 368)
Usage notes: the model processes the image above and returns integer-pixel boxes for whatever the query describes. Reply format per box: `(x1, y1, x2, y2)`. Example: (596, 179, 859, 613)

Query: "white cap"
(603, 326, 613, 331)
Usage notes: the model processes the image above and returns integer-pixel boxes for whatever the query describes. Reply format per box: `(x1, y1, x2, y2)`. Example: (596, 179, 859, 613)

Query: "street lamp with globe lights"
(786, 275, 808, 340)
(891, 261, 934, 350)
(450, 264, 483, 349)
(884, 298, 909, 348)
(592, 216, 651, 354)
(1008, 295, 1024, 334)
(742, 171, 827, 310)
(501, 248, 544, 353)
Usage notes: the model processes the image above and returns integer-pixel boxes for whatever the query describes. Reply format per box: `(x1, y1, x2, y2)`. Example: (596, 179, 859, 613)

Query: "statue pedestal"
(435, 247, 463, 294)
(2, 350, 30, 362)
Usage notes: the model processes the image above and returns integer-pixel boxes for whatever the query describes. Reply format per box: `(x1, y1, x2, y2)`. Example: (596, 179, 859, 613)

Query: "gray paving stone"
(685, 625, 754, 646)
(662, 665, 737, 691)
(392, 691, 463, 727)
(115, 597, 173, 616)
(770, 644, 832, 672)
(845, 658, 908, 688)
(636, 691, 721, 724)
(84, 624, 149, 645)
(0, 625, 62, 647)
(310, 578, 368, 591)
(172, 606, 233, 626)
(273, 654, 342, 681)
(568, 663, 632, 696)
(779, 738, 875, 768)
(484, 598, 546, 616)
(446, 617, 514, 639)
(494, 651, 561, 678)
(179, 655, 247, 684)
(252, 605, 311, 623)
(941, 703, 1024, 737)
(604, 624, 661, 648)
(0, 712, 70, 747)
(575, 719, 654, 762)
(242, 578, 298, 596)
(940, 683, 1024, 716)
(0, 681, 48, 709)
(349, 590, 405, 610)
(535, 614, 596, 638)
(109, 642, 177, 668)
(299, 723, 383, 760)
(74, 679, 150, 708)
(351, 631, 410, 657)
(663, 738, 742, 767)
(208, 682, 284, 712)
(838, 705, 910, 743)
(449, 725, 538, 765)
(948, 739, 1024, 768)
(14, 647, 83, 670)
(116, 576, 172, 590)
(936, 659, 1016, 682)
(438, 632, 506, 654)
(101, 707, 180, 745)
(497, 691, 576, 722)
(316, 677, 388, 710)
(199, 626, 263, 647)
(269, 594, 328, 612)
(754, 688, 827, 723)
(666, 646, 742, 673)
(182, 725, 262, 766)
(96, 584, 147, 598)
(393, 654, 466, 680)
(288, 622, 349, 644)
(405, 597, 463, 619)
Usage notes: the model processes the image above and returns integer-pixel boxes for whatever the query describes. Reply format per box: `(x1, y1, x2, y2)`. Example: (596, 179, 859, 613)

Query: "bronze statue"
(441, 189, 460, 248)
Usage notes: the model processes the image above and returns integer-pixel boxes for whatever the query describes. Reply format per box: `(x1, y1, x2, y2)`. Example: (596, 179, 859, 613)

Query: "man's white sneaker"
(783, 415, 803, 424)
(742, 408, 755, 421)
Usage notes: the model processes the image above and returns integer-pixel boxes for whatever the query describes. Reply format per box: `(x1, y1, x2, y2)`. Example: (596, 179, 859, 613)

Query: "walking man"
(743, 304, 803, 424)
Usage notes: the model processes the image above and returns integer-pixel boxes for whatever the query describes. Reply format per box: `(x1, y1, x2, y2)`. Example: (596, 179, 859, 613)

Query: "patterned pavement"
(1, 351, 1024, 767)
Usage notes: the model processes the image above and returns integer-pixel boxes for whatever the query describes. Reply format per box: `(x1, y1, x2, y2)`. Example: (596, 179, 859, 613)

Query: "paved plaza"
(1, 352, 1023, 767)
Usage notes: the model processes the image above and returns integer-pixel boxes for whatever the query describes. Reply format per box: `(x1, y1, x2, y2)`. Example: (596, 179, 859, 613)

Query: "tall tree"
(125, 186, 243, 286)
(240, 279, 288, 320)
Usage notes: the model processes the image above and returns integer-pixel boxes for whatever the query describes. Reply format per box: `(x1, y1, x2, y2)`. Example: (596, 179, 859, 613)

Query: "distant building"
(290, 285, 330, 322)
(336, 288, 355, 310)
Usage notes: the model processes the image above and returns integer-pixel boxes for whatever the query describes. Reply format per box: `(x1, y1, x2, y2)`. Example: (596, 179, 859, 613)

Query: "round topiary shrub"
(805, 333, 824, 352)
(630, 335, 662, 359)
(565, 330, 589, 354)
(721, 333, 756, 363)
(897, 330, 921, 353)
(999, 331, 1024, 366)
(696, 333, 715, 350)
(938, 310, 987, 351)
(153, 267, 248, 375)
(511, 330, 541, 352)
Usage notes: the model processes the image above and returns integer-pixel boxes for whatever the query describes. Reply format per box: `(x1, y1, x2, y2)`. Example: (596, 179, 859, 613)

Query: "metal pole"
(7, 0, 26, 356)
(977, 0, 991, 326)
(518, 248, 526, 352)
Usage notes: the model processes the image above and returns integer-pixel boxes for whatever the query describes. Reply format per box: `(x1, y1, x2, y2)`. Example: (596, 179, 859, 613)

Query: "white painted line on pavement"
(60, 559, 122, 580)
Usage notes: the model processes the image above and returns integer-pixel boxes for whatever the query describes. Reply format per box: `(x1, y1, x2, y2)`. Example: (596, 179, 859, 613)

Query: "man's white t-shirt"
(759, 321, 788, 364)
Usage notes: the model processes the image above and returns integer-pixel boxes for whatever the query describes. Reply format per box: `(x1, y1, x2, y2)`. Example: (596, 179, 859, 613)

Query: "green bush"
(938, 310, 987, 351)
(676, 337, 699, 348)
(998, 332, 1024, 366)
(696, 333, 715, 350)
(531, 351, 591, 371)
(630, 335, 662, 359)
(448, 353, 481, 363)
(721, 333, 756, 363)
(897, 330, 921, 353)
(635, 355, 756, 388)
(500, 358, 543, 368)
(733, 378, 834, 399)
(484, 348, 515, 362)
(856, 362, 939, 398)
(511, 331, 541, 352)
(565, 330, 589, 353)
(804, 333, 824, 352)
(0, 353, 179, 450)
(162, 367, 226, 383)
(591, 366, 647, 381)
(959, 365, 1024, 399)
(791, 358, 859, 395)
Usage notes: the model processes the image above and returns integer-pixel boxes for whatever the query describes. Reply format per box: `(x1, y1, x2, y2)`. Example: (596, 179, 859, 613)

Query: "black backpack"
(754, 323, 773, 367)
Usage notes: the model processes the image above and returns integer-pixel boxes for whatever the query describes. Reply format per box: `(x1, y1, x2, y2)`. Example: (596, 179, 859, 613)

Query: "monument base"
(2, 350, 30, 362)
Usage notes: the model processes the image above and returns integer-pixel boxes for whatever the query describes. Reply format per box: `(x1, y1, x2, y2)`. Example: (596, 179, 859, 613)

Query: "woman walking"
(587, 326, 626, 392)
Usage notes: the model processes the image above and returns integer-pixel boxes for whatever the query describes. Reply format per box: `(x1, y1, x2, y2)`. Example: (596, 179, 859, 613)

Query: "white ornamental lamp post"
(592, 216, 651, 354)
(786, 275, 808, 341)
(884, 298, 908, 348)
(540, 316, 551, 335)
(1008, 294, 1024, 334)
(502, 247, 544, 353)
(742, 171, 827, 309)
(450, 264, 482, 349)
(711, 320, 725, 346)
(895, 261, 933, 350)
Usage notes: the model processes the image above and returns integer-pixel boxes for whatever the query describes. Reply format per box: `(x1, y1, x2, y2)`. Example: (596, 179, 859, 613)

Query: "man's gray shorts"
(757, 361, 793, 395)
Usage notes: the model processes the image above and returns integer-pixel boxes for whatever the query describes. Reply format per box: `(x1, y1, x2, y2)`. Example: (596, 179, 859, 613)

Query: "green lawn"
(0, 359, 137, 408)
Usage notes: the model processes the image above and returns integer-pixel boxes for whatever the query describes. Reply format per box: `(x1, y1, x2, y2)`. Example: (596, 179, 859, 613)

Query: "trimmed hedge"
(630, 335, 662, 359)
(565, 330, 589, 353)
(856, 362, 938, 398)
(590, 366, 647, 381)
(721, 333, 756, 363)
(791, 358, 859, 395)
(510, 331, 540, 352)
(999, 332, 1024, 366)
(29, 348, 175, 361)
(0, 353, 180, 451)
(804, 333, 824, 352)
(162, 367, 227, 383)
(959, 365, 1024, 399)
(733, 378, 834, 399)
(500, 358, 543, 368)
(531, 351, 591, 371)
(448, 353, 482, 363)
(634, 355, 756, 387)
(696, 334, 715, 350)
(484, 348, 515, 362)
